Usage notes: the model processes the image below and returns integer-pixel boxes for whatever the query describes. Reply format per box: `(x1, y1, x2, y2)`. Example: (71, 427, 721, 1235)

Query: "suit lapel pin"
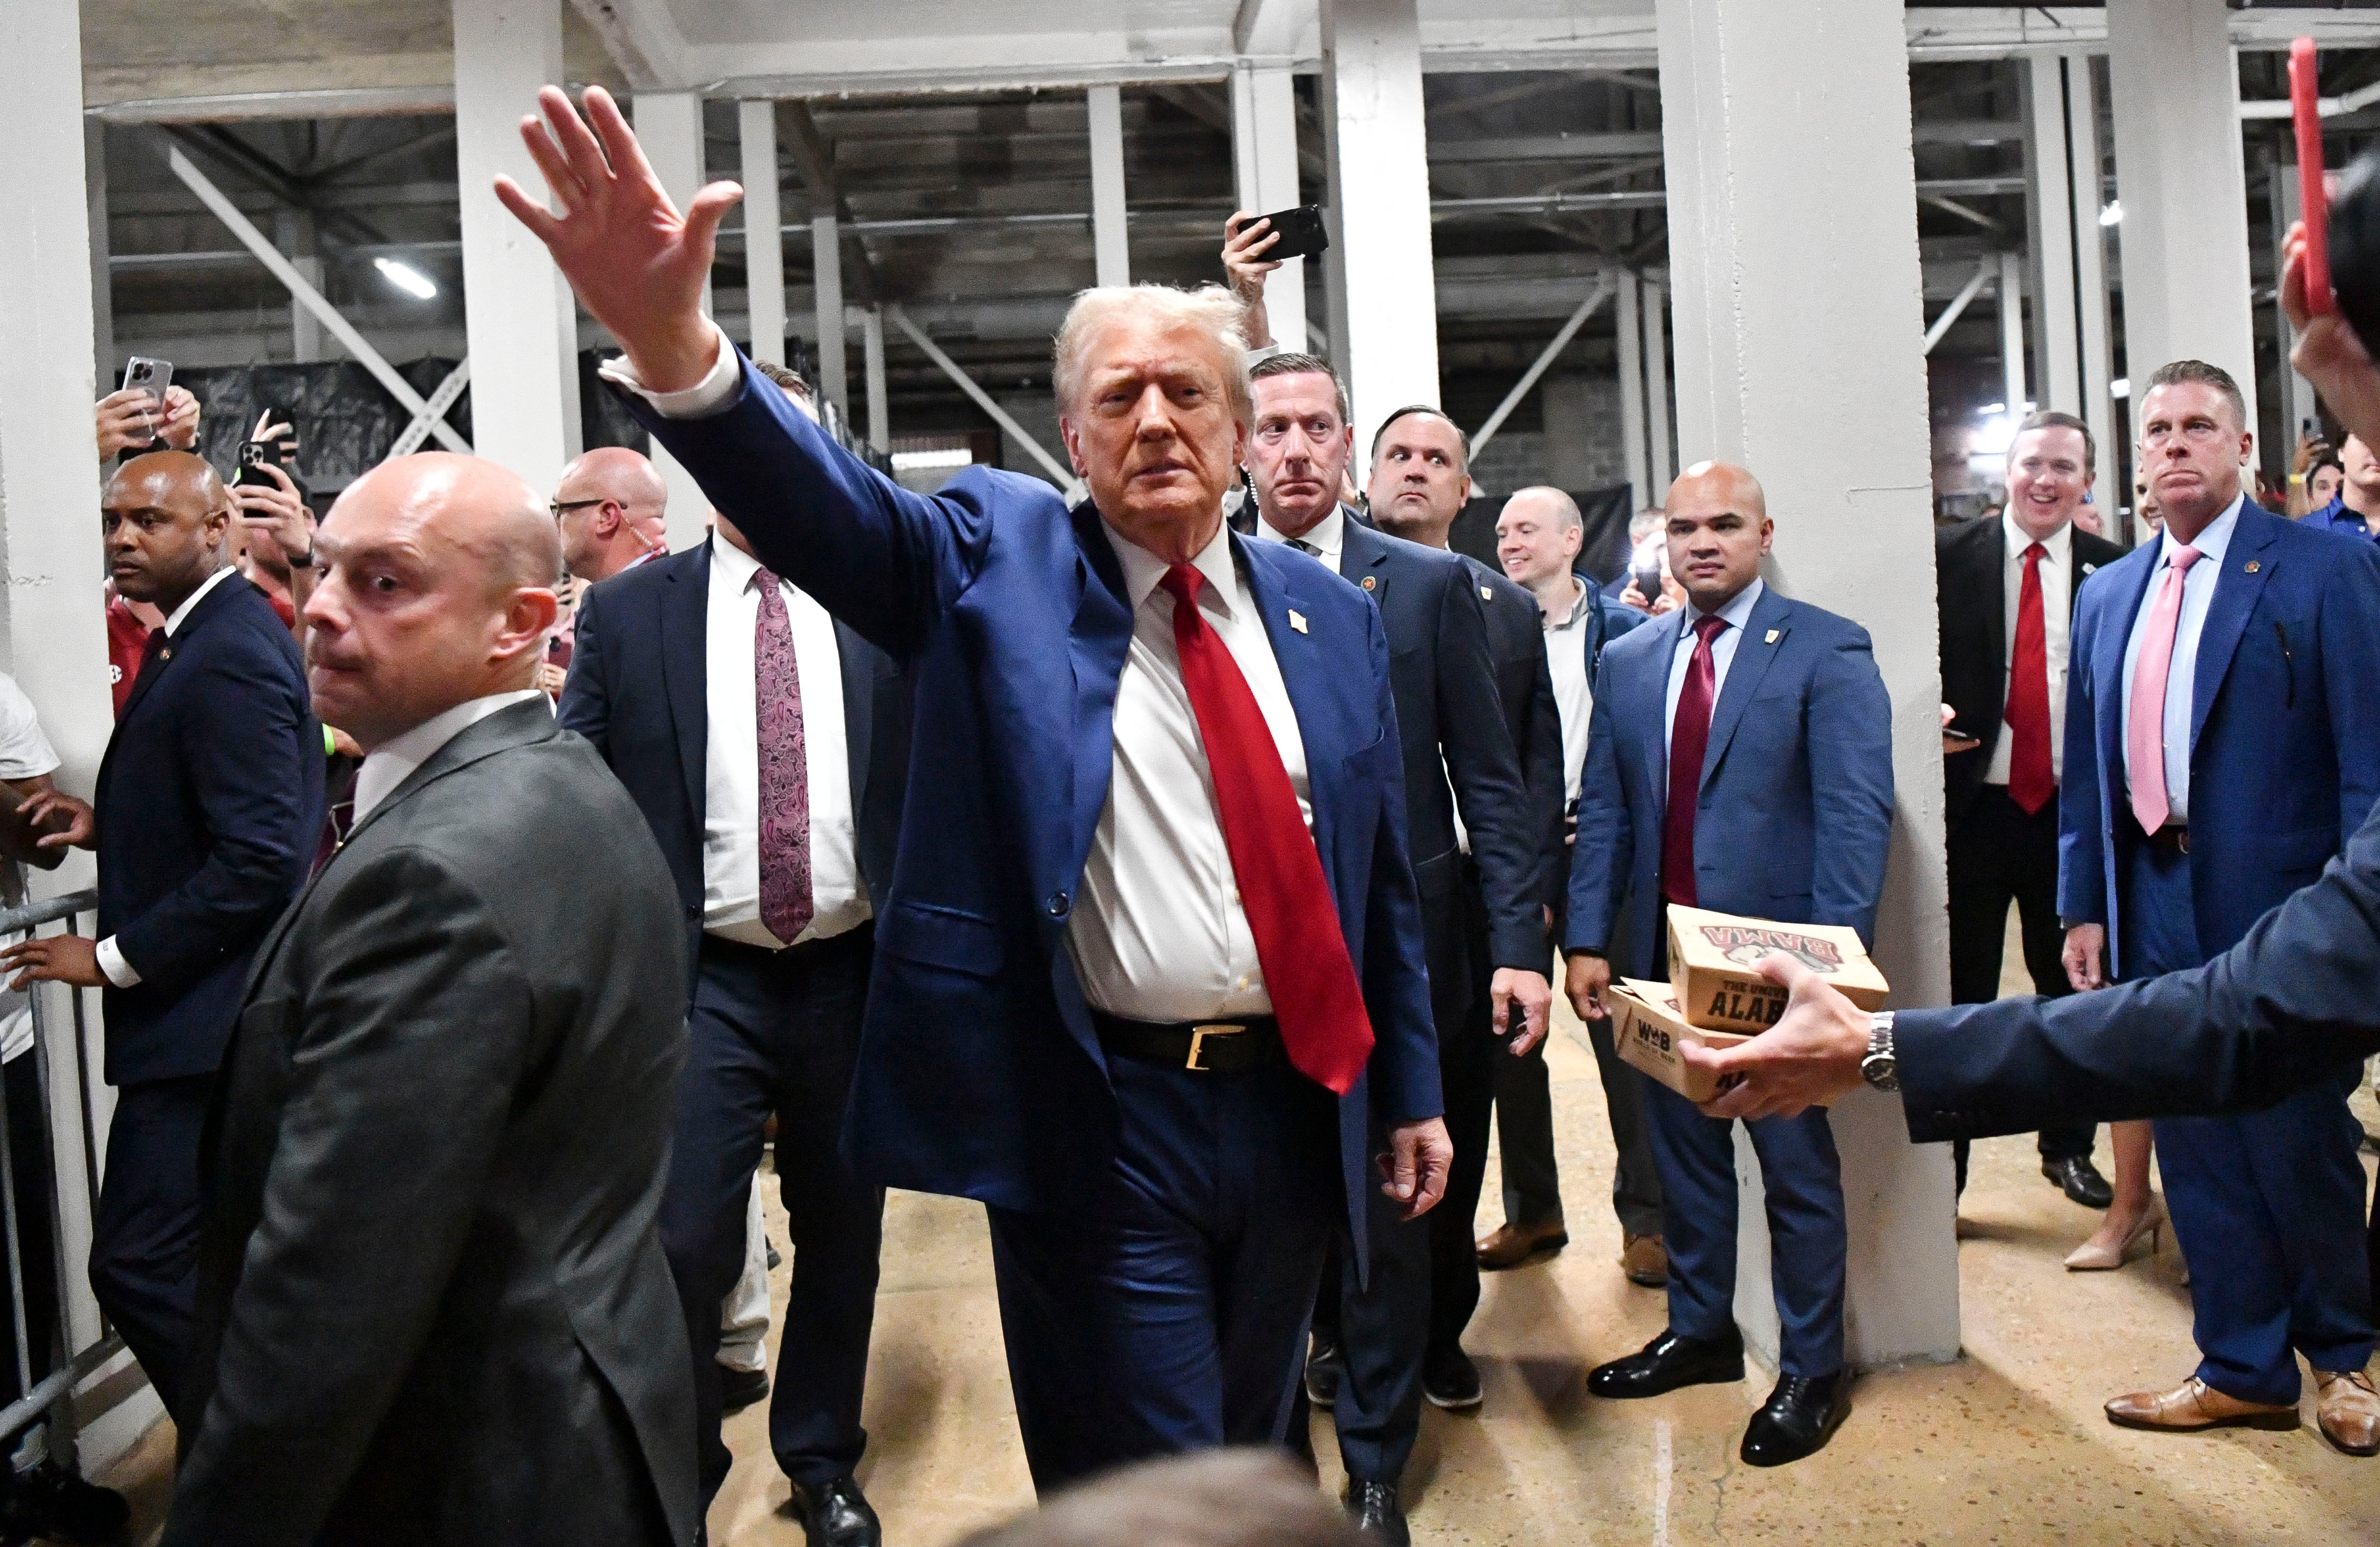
(1288, 609, 1308, 635)
(1360, 575, 1377, 592)
(2245, 560, 2261, 573)
(1479, 585, 1494, 601)
(2082, 562, 2097, 576)
(1764, 629, 1780, 645)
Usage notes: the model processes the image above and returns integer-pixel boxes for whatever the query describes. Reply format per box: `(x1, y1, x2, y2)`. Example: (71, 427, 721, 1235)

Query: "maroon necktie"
(2005, 541, 2055, 815)
(1661, 614, 1728, 907)
(309, 795, 353, 882)
(754, 568, 813, 943)
(1160, 565, 1373, 1095)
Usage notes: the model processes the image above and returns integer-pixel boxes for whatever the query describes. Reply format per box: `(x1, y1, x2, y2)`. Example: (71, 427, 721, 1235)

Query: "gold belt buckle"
(1186, 1023, 1246, 1072)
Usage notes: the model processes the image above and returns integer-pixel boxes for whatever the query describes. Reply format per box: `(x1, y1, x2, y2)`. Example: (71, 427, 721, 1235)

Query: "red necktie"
(754, 568, 814, 944)
(1160, 564, 1374, 1095)
(1661, 614, 1728, 907)
(2005, 541, 2055, 815)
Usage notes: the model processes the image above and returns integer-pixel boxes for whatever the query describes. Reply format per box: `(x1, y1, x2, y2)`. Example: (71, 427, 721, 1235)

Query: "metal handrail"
(0, 892, 98, 941)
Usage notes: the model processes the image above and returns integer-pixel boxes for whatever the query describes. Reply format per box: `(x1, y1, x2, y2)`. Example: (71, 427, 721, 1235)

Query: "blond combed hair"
(1051, 284, 1253, 427)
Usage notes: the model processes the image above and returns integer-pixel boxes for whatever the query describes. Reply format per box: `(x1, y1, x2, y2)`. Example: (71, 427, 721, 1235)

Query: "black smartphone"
(1633, 557, 1664, 602)
(1253, 205, 1330, 262)
(234, 440, 279, 488)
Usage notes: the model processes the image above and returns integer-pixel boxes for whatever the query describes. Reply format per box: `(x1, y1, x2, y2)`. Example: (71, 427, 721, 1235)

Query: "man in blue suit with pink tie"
(2059, 360, 2380, 1450)
(497, 85, 1450, 1497)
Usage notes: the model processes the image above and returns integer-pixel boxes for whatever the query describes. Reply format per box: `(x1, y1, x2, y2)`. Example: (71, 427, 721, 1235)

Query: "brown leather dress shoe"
(2316, 1368, 2380, 1456)
(1476, 1220, 1567, 1271)
(2105, 1377, 2298, 1434)
(1620, 1233, 1668, 1288)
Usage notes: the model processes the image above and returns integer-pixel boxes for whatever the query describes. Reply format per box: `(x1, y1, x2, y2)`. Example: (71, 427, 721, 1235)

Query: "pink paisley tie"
(2126, 545, 2201, 834)
(754, 568, 813, 943)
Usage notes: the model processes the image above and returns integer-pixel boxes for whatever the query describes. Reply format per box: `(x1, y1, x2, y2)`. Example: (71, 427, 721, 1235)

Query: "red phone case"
(2293, 38, 2333, 315)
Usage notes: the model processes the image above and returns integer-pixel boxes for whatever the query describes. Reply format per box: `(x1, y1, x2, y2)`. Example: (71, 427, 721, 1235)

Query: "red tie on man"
(1661, 614, 1728, 907)
(2004, 541, 2056, 815)
(1160, 565, 1374, 1095)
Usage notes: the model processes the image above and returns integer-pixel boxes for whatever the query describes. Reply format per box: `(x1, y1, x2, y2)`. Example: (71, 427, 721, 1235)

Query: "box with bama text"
(1611, 978, 1753, 1103)
(1664, 905, 1891, 1035)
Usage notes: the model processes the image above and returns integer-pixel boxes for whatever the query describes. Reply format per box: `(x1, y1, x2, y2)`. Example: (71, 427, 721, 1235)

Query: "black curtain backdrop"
(1445, 484, 1634, 584)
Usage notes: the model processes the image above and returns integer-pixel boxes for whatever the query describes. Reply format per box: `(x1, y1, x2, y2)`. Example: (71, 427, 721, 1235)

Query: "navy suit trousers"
(985, 1049, 1339, 1493)
(661, 928, 884, 1503)
(89, 1073, 213, 1427)
(2123, 841, 2376, 1404)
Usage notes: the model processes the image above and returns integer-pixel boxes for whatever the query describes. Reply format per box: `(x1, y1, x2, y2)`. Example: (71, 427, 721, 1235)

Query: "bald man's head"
(305, 453, 561, 750)
(553, 446, 668, 582)
(1663, 459, 1773, 612)
(103, 450, 231, 609)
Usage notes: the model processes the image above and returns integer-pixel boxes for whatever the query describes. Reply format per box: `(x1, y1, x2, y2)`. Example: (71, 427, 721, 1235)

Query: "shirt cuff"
(95, 936, 140, 989)
(594, 323, 741, 419)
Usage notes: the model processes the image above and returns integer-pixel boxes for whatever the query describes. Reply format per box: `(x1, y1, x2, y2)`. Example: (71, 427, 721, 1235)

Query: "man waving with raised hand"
(497, 85, 1449, 1500)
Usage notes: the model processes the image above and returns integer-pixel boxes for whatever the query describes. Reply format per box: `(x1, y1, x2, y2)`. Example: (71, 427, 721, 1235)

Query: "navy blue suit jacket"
(2057, 501, 2380, 971)
(1566, 585, 1894, 976)
(621, 353, 1440, 1252)
(96, 571, 321, 1086)
(555, 539, 909, 999)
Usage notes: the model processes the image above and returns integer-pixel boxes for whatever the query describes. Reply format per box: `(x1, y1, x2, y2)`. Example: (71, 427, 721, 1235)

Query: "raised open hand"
(492, 85, 744, 394)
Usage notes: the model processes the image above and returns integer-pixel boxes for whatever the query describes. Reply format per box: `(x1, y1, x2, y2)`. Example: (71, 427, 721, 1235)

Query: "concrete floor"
(101, 911, 2380, 1544)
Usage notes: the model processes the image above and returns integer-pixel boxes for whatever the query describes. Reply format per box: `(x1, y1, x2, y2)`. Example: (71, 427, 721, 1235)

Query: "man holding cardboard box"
(1563, 462, 1893, 1467)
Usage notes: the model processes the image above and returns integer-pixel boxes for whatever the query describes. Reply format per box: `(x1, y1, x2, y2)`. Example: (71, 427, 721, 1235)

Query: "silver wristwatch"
(1861, 1011, 1899, 1092)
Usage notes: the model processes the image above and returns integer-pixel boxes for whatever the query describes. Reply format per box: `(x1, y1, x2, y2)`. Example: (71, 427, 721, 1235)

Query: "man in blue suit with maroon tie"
(497, 85, 1449, 1495)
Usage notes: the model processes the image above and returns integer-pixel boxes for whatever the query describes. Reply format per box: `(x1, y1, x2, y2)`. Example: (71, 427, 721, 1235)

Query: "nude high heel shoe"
(2064, 1195, 2169, 1271)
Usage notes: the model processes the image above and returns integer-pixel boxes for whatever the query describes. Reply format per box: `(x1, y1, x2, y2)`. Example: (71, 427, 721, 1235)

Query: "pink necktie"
(2126, 545, 2202, 834)
(755, 567, 813, 943)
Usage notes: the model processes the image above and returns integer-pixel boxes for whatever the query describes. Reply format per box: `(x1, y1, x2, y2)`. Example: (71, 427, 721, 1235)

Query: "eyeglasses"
(549, 498, 604, 520)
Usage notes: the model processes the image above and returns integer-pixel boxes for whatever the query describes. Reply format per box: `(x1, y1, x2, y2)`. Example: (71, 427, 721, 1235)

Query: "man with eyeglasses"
(552, 447, 670, 586)
(2054, 359, 2380, 1452)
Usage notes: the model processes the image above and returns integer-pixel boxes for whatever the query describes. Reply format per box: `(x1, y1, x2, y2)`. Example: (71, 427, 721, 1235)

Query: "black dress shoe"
(1306, 1335, 1344, 1409)
(2043, 1155, 2115, 1210)
(1740, 1371, 1851, 1467)
(720, 1363, 771, 1414)
(787, 1474, 881, 1547)
(1588, 1328, 1744, 1399)
(1342, 1479, 1409, 1547)
(2, 1461, 130, 1546)
(1422, 1344, 1483, 1410)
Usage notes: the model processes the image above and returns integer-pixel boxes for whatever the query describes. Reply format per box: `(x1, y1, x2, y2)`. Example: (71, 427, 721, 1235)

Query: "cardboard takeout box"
(1610, 978, 1754, 1103)
(1665, 905, 1891, 1034)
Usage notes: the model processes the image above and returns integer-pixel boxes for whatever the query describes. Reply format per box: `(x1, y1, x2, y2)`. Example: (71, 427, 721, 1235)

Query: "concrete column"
(452, 0, 582, 492)
(738, 101, 786, 368)
(1229, 60, 1308, 351)
(861, 306, 889, 453)
(1087, 85, 1130, 288)
(812, 218, 847, 415)
(634, 91, 714, 552)
(2106, 0, 2259, 435)
(2066, 56, 2120, 526)
(85, 121, 114, 394)
(1655, 0, 1959, 1371)
(1616, 271, 1650, 507)
(1320, 0, 1440, 453)
(2024, 54, 2083, 417)
(1999, 251, 2027, 415)
(1642, 278, 1674, 495)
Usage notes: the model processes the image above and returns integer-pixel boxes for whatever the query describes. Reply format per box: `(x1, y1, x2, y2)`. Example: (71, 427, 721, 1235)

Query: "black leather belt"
(2142, 823, 2190, 855)
(1091, 1011, 1283, 1073)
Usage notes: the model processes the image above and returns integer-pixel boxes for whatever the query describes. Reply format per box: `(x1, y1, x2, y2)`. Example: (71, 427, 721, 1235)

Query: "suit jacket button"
(1048, 891, 1070, 919)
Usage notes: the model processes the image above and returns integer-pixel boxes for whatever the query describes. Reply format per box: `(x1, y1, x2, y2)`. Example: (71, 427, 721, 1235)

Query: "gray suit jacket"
(165, 701, 697, 1547)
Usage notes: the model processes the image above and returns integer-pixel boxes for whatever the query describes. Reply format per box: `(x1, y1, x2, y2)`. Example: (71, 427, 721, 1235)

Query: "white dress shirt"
(1663, 579, 1765, 761)
(1986, 514, 2074, 787)
(97, 564, 265, 990)
(2119, 494, 2242, 826)
(1067, 520, 1312, 1022)
(702, 532, 866, 949)
(603, 324, 1310, 1018)
(1542, 579, 1597, 806)
(353, 690, 550, 825)
(1251, 504, 1347, 576)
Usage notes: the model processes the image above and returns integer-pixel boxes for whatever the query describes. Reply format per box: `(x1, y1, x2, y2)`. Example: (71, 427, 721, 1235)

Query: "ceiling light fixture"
(375, 257, 438, 300)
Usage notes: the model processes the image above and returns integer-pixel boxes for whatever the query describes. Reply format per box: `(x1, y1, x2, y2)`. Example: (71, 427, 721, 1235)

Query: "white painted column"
(1656, 0, 1959, 1371)
(1087, 85, 1130, 289)
(1320, 0, 1440, 454)
(2066, 56, 2120, 524)
(1229, 60, 1308, 351)
(634, 91, 714, 553)
(1999, 251, 2028, 415)
(1641, 277, 1674, 495)
(277, 211, 326, 363)
(85, 121, 114, 393)
(2106, 0, 2259, 434)
(861, 306, 889, 453)
(739, 101, 786, 368)
(812, 218, 847, 415)
(452, 0, 581, 492)
(2024, 53, 2083, 417)
(1616, 271, 1650, 507)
